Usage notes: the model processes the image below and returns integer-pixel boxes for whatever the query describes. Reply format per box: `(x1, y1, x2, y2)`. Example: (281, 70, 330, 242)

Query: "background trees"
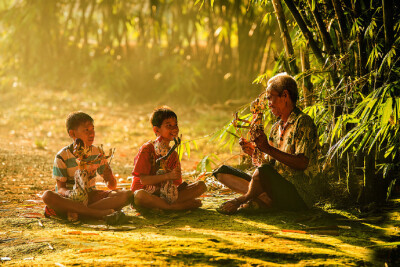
(0, 0, 281, 103)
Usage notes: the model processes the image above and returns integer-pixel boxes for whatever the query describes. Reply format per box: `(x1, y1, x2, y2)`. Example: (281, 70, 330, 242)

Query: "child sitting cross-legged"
(131, 106, 207, 210)
(42, 111, 133, 223)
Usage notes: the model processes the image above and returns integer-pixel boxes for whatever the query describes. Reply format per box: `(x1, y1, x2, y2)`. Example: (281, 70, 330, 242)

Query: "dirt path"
(1, 85, 399, 265)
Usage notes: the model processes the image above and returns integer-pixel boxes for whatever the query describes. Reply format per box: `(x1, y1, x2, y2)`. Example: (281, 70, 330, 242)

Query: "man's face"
(266, 89, 286, 118)
(69, 121, 95, 146)
(154, 117, 179, 142)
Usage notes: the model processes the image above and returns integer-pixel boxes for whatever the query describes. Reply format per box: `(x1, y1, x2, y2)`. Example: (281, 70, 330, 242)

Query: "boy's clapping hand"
(168, 167, 181, 181)
(103, 164, 117, 190)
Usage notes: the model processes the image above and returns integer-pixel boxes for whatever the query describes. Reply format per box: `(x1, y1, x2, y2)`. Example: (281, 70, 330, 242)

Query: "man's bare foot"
(257, 192, 272, 207)
(217, 198, 242, 215)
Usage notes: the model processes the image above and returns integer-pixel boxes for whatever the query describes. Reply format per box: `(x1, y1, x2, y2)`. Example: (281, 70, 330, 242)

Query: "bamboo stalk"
(382, 0, 394, 52)
(331, 0, 348, 40)
(300, 45, 313, 107)
(282, 0, 324, 66)
(307, 0, 335, 55)
(271, 0, 299, 74)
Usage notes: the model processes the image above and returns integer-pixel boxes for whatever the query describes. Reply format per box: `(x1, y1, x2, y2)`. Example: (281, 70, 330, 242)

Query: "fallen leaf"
(312, 230, 340, 236)
(31, 238, 51, 243)
(82, 232, 99, 235)
(282, 229, 307, 234)
(79, 248, 105, 253)
(155, 220, 172, 227)
(0, 238, 18, 243)
(67, 231, 82, 235)
(21, 212, 44, 218)
(25, 199, 43, 204)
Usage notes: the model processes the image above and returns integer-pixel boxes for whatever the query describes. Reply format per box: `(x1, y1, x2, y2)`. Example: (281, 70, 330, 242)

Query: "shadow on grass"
(123, 202, 396, 265)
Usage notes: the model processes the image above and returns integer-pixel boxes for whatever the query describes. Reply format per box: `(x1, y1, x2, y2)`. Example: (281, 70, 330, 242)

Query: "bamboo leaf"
(185, 142, 191, 159)
(384, 145, 395, 158)
(192, 140, 198, 150)
(381, 98, 393, 127)
(369, 125, 388, 153)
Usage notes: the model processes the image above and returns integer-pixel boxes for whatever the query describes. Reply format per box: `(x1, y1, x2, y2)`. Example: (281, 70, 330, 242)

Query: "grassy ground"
(1, 84, 400, 266)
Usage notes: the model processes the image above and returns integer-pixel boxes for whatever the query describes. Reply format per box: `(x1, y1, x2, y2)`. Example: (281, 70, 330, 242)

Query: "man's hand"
(239, 138, 255, 156)
(253, 128, 272, 154)
(168, 167, 181, 181)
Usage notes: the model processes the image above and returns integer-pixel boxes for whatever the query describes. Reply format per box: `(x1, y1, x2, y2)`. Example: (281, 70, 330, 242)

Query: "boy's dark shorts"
(213, 164, 308, 211)
(44, 189, 112, 218)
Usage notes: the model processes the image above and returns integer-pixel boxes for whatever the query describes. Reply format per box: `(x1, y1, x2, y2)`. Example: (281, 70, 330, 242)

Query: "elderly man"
(214, 73, 319, 214)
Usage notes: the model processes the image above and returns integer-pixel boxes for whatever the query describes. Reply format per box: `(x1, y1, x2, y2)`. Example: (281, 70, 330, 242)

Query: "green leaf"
(384, 145, 395, 158)
(185, 142, 191, 159)
(381, 98, 393, 127)
(192, 140, 198, 150)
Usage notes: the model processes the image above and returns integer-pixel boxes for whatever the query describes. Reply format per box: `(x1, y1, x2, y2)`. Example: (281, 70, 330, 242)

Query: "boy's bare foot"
(67, 212, 79, 222)
(105, 210, 127, 225)
(95, 209, 114, 219)
(183, 199, 202, 210)
(172, 199, 202, 210)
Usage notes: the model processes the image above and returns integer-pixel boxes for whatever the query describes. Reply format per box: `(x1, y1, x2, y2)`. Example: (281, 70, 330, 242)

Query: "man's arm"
(254, 129, 309, 170)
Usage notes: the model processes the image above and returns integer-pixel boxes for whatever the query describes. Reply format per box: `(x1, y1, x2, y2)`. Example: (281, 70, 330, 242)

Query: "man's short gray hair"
(266, 73, 298, 104)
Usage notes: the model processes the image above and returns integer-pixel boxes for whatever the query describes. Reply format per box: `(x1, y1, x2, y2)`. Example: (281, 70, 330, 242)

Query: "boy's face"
(154, 117, 179, 142)
(69, 121, 95, 146)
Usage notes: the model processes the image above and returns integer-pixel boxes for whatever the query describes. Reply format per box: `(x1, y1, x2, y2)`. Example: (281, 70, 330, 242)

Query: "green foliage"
(196, 153, 219, 173)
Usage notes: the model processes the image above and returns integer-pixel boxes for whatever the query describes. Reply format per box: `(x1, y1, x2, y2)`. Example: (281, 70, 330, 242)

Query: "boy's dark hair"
(66, 111, 94, 133)
(150, 106, 177, 127)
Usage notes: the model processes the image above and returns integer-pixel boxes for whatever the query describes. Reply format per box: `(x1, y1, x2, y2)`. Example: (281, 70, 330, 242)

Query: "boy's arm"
(102, 164, 117, 190)
(139, 167, 181, 185)
(56, 180, 71, 197)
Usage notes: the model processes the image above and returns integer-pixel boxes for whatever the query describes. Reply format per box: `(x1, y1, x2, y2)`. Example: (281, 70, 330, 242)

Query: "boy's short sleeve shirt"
(52, 144, 108, 192)
(131, 141, 182, 192)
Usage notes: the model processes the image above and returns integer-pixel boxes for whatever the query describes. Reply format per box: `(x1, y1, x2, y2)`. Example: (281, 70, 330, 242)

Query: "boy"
(42, 111, 133, 221)
(131, 106, 207, 210)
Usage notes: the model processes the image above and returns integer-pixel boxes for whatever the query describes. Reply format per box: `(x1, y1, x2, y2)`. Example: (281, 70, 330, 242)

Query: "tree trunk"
(300, 45, 313, 107)
(382, 0, 394, 52)
(271, 0, 299, 75)
(352, 0, 367, 80)
(282, 0, 324, 66)
(331, 0, 348, 40)
(307, 0, 335, 55)
(363, 147, 378, 204)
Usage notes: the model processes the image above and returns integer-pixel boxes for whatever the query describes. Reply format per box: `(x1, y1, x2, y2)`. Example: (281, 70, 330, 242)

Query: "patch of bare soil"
(1, 85, 400, 266)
